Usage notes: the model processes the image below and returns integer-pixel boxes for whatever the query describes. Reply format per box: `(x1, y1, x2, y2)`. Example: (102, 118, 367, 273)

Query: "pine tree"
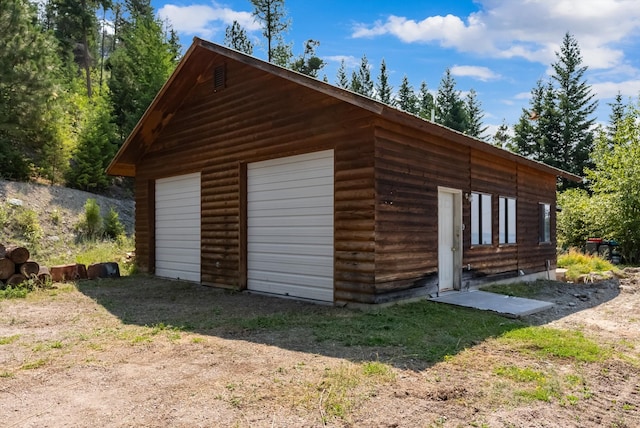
(108, 1, 180, 140)
(551, 32, 597, 184)
(465, 89, 488, 139)
(349, 70, 362, 94)
(492, 120, 511, 149)
(355, 55, 374, 98)
(512, 80, 545, 158)
(436, 68, 468, 132)
(335, 59, 349, 89)
(417, 81, 434, 120)
(376, 59, 392, 104)
(65, 95, 118, 191)
(395, 75, 418, 114)
(250, 0, 289, 63)
(224, 20, 254, 54)
(290, 39, 325, 77)
(46, 0, 110, 97)
(607, 91, 625, 143)
(0, 0, 63, 180)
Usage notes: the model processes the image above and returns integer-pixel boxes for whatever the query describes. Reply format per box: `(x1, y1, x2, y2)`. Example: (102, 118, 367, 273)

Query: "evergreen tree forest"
(0, 0, 180, 191)
(5, 0, 637, 261)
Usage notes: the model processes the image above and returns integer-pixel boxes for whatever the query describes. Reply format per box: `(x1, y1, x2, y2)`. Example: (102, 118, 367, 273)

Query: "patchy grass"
(499, 327, 609, 362)
(74, 276, 525, 364)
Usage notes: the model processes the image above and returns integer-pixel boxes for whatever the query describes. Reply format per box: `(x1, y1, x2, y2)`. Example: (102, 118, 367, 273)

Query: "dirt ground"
(0, 271, 639, 428)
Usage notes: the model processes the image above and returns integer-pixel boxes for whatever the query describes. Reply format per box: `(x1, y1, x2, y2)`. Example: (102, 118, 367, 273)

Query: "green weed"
(21, 359, 48, 370)
(558, 249, 618, 281)
(500, 327, 608, 362)
(0, 335, 20, 345)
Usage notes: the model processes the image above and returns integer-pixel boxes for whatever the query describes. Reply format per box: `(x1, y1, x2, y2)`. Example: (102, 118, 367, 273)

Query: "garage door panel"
(248, 225, 333, 238)
(248, 196, 333, 212)
(248, 214, 331, 228)
(156, 267, 200, 282)
(246, 281, 333, 302)
(155, 172, 201, 282)
(250, 175, 333, 192)
(247, 185, 332, 202)
(247, 150, 334, 302)
(248, 242, 332, 257)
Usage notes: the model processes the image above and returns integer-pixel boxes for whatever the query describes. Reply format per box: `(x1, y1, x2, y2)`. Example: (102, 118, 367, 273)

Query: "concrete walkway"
(429, 290, 554, 318)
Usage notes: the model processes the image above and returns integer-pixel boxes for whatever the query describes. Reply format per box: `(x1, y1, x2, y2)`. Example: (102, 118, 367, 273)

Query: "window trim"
(470, 192, 492, 246)
(539, 202, 551, 244)
(499, 196, 517, 245)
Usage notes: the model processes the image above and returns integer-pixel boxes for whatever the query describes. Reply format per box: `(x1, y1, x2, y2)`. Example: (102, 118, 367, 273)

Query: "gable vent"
(214, 64, 226, 91)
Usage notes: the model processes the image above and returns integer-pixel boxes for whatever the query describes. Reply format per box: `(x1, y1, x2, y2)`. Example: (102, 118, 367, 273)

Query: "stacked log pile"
(0, 244, 50, 288)
(1, 242, 120, 288)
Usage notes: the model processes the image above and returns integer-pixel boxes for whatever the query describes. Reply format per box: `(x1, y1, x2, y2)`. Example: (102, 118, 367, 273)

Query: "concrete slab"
(430, 290, 554, 318)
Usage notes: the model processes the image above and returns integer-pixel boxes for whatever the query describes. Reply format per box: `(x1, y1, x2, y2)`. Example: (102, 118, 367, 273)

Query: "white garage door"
(247, 150, 334, 301)
(155, 172, 201, 282)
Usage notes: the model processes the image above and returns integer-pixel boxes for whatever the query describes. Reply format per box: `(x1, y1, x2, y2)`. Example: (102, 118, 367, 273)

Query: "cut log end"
(6, 246, 30, 265)
(0, 258, 15, 280)
(6, 273, 27, 287)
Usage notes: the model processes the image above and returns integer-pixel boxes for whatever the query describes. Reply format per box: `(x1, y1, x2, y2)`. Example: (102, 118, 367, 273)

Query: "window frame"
(470, 192, 492, 246)
(539, 202, 551, 243)
(499, 196, 517, 245)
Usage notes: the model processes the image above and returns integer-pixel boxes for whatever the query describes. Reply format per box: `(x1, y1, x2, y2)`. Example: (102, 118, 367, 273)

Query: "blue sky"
(151, 0, 640, 137)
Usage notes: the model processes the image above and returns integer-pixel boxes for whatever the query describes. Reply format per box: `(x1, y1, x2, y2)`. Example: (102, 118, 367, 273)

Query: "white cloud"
(451, 65, 500, 81)
(158, 3, 260, 39)
(324, 55, 360, 68)
(351, 0, 640, 70)
(591, 80, 640, 99)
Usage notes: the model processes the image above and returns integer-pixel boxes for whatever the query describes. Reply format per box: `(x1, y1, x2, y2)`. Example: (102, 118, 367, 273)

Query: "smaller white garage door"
(247, 150, 334, 301)
(155, 172, 201, 282)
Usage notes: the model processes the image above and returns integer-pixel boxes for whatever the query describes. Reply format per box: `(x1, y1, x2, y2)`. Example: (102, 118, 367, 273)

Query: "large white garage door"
(247, 150, 334, 302)
(155, 172, 201, 282)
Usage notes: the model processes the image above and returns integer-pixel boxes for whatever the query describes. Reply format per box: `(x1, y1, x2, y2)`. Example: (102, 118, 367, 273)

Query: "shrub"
(14, 207, 42, 244)
(76, 198, 103, 240)
(103, 207, 125, 239)
(558, 249, 616, 281)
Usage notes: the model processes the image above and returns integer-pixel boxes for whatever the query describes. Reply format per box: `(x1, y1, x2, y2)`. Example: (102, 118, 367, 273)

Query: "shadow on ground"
(75, 275, 620, 371)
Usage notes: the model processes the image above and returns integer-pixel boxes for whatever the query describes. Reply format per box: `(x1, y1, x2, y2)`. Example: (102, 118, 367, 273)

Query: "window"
(471, 192, 492, 245)
(539, 203, 551, 243)
(499, 197, 517, 244)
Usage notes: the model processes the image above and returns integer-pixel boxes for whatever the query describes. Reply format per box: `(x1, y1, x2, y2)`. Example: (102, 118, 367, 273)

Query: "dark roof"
(107, 37, 582, 182)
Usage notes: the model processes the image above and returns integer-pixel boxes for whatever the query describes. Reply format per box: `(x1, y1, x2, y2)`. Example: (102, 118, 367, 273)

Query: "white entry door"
(438, 188, 462, 292)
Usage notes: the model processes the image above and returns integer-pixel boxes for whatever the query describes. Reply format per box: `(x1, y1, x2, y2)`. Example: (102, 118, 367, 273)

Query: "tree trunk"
(0, 258, 15, 280)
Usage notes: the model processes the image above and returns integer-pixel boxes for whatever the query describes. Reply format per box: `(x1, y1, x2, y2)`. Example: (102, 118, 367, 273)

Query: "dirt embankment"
(0, 179, 135, 241)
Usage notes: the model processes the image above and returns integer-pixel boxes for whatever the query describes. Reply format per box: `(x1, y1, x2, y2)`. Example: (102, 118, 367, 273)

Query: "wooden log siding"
(371, 123, 559, 294)
(517, 164, 558, 273)
(466, 148, 519, 278)
(373, 123, 470, 294)
(132, 56, 380, 303)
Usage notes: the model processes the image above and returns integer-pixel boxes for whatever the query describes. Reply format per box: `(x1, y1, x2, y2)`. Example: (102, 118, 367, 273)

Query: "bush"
(76, 198, 103, 240)
(14, 207, 42, 245)
(558, 249, 617, 281)
(103, 207, 125, 239)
